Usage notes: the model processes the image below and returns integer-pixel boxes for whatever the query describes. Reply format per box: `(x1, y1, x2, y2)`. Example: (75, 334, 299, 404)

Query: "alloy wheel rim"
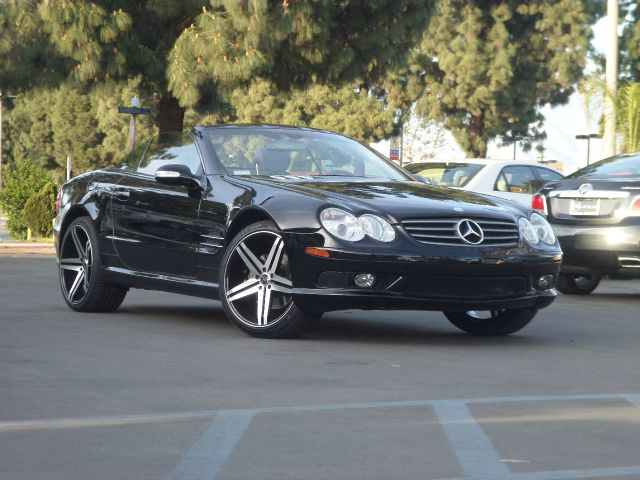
(59, 225, 93, 304)
(224, 231, 293, 328)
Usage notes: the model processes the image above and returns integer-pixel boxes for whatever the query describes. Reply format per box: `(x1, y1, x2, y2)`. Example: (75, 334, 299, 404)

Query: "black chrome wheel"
(59, 224, 93, 304)
(58, 217, 127, 312)
(220, 221, 318, 338)
(443, 308, 537, 335)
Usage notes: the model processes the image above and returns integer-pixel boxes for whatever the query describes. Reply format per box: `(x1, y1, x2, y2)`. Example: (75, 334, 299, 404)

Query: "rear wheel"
(556, 273, 601, 295)
(59, 217, 127, 312)
(443, 308, 537, 335)
(220, 221, 319, 338)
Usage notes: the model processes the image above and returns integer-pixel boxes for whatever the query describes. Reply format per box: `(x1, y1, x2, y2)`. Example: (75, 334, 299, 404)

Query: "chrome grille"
(401, 217, 519, 247)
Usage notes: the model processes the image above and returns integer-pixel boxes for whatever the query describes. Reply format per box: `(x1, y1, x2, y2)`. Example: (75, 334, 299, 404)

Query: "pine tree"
(3, 79, 154, 179)
(408, 1, 591, 157)
(167, 0, 431, 136)
(1, 1, 205, 133)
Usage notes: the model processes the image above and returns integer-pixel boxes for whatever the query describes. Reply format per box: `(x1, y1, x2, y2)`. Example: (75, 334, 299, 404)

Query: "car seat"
(254, 149, 291, 175)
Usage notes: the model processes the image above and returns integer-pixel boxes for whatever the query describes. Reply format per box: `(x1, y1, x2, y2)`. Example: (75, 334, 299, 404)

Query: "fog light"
(536, 274, 554, 289)
(354, 273, 376, 288)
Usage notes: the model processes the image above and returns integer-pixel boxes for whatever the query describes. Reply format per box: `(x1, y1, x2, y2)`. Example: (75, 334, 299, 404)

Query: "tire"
(556, 273, 601, 295)
(58, 216, 127, 312)
(443, 308, 538, 336)
(219, 220, 319, 338)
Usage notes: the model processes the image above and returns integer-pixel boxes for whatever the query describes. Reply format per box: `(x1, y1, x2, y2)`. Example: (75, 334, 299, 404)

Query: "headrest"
(255, 149, 291, 175)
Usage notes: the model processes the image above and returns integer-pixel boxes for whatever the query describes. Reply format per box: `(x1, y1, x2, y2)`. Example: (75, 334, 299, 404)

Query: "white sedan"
(404, 159, 564, 206)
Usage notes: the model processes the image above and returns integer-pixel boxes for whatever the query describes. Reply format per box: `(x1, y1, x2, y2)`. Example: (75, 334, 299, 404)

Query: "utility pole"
(604, 0, 619, 157)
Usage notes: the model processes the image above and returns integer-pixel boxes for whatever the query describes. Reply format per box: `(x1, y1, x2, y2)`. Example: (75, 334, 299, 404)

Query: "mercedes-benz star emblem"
(578, 183, 593, 195)
(456, 219, 484, 245)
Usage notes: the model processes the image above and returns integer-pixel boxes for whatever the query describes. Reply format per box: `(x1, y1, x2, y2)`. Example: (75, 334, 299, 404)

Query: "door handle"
(114, 189, 130, 200)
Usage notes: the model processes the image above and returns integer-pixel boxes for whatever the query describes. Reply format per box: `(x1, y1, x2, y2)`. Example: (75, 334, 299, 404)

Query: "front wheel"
(443, 308, 538, 335)
(58, 217, 127, 312)
(556, 273, 601, 295)
(220, 221, 319, 338)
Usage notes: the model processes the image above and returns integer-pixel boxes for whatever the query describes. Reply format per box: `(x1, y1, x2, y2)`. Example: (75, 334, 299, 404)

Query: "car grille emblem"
(456, 219, 484, 245)
(578, 183, 593, 195)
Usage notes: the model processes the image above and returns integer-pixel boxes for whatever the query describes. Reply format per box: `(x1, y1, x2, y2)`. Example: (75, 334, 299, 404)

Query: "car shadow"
(112, 303, 564, 347)
(115, 303, 231, 328)
(306, 313, 549, 347)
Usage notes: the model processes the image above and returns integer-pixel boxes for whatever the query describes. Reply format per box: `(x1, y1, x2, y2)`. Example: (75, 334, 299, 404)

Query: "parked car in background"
(534, 152, 640, 295)
(405, 160, 564, 206)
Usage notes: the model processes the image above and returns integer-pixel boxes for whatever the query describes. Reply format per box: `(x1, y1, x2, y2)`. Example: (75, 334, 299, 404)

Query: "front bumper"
(552, 223, 640, 275)
(287, 239, 562, 314)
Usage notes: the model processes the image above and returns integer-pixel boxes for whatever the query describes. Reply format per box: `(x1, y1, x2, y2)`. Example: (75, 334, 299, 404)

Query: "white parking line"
(432, 400, 511, 478)
(2, 393, 639, 480)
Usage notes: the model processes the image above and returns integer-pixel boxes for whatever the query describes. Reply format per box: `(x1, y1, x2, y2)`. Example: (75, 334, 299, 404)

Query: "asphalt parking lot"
(1, 257, 640, 480)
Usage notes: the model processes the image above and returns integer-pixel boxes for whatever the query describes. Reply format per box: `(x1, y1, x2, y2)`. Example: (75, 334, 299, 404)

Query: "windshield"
(405, 162, 484, 187)
(568, 154, 640, 179)
(204, 127, 411, 181)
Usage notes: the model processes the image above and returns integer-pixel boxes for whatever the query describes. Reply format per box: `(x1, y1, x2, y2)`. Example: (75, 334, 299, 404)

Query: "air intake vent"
(619, 256, 640, 268)
(401, 217, 519, 247)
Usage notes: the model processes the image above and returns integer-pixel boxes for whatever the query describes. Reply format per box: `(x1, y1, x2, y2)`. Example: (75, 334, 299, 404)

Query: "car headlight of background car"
(518, 213, 556, 246)
(320, 208, 396, 242)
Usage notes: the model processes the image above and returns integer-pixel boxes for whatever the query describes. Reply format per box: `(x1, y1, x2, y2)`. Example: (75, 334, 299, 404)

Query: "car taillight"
(532, 193, 547, 215)
(55, 189, 62, 215)
(630, 197, 640, 211)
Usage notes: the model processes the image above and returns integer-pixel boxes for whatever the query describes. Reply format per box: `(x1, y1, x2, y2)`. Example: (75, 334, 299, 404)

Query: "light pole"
(0, 90, 17, 189)
(575, 133, 601, 166)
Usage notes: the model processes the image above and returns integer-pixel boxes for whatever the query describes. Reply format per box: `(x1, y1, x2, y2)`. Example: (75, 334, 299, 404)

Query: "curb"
(0, 243, 56, 255)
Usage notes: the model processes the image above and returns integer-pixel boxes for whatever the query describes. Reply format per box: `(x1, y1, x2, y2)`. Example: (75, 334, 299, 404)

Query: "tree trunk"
(157, 95, 185, 134)
(467, 114, 487, 158)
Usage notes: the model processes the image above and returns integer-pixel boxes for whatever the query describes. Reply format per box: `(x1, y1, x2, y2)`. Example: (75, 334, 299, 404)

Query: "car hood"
(237, 176, 524, 222)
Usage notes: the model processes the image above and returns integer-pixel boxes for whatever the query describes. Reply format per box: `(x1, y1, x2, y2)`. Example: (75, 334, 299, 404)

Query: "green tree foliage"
(168, 0, 431, 132)
(0, 1, 64, 91)
(3, 78, 154, 179)
(23, 182, 57, 237)
(229, 80, 395, 143)
(0, 160, 49, 239)
(617, 82, 640, 153)
(621, 1, 640, 82)
(408, 1, 591, 157)
(2, 1, 205, 133)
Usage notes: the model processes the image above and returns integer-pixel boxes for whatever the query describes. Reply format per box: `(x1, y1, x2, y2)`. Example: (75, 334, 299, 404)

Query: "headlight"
(529, 212, 556, 245)
(518, 217, 539, 245)
(358, 214, 396, 242)
(319, 208, 396, 242)
(320, 208, 365, 241)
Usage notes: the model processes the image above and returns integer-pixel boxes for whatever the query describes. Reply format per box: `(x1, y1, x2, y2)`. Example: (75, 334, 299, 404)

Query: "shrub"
(0, 160, 50, 239)
(23, 183, 58, 237)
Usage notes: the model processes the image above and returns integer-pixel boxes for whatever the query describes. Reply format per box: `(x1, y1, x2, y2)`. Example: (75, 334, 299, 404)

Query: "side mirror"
(155, 164, 202, 190)
(414, 174, 431, 184)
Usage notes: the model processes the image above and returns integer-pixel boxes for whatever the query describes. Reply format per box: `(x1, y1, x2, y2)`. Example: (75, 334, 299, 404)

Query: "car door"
(492, 165, 539, 206)
(111, 133, 204, 278)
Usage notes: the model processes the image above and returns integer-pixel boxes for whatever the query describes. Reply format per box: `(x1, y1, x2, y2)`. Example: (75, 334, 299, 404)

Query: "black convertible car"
(55, 125, 561, 338)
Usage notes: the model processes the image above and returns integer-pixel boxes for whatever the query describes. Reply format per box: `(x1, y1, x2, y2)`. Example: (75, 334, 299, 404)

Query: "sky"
(373, 17, 611, 175)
